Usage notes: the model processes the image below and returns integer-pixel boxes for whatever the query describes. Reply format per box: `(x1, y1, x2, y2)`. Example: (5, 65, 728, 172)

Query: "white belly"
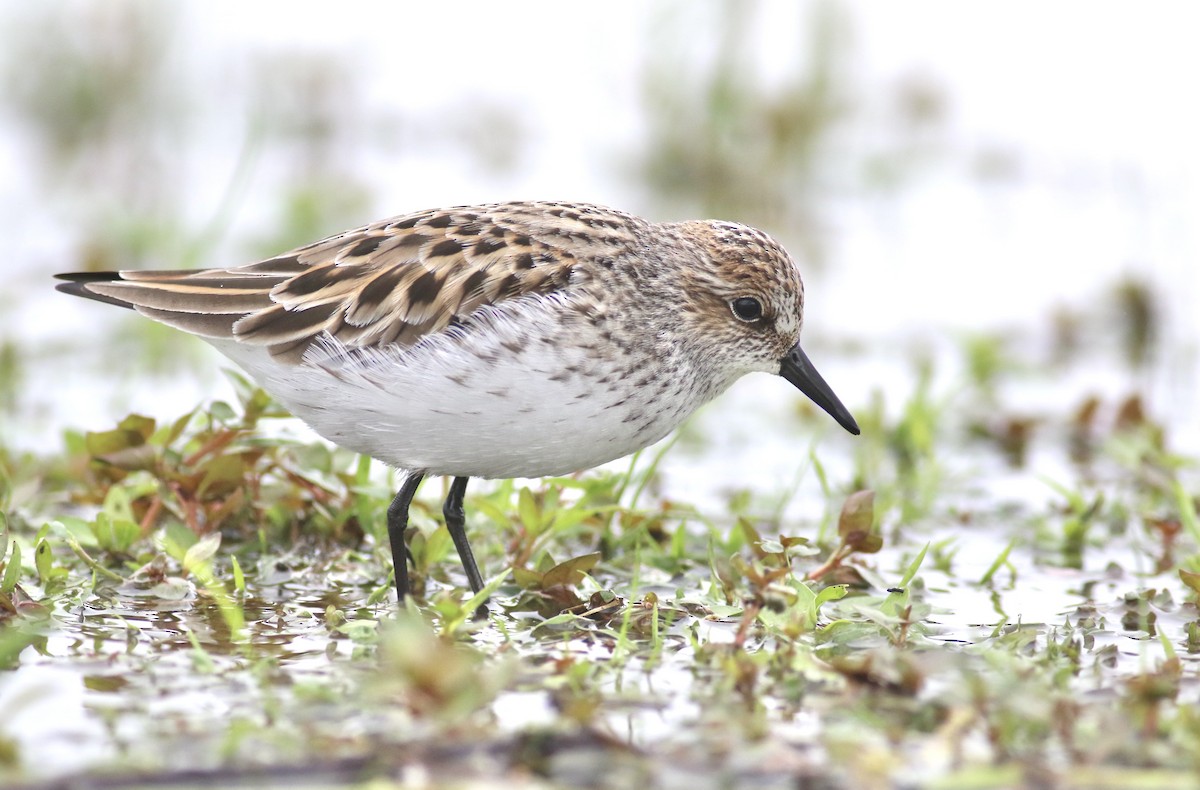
(209, 300, 707, 478)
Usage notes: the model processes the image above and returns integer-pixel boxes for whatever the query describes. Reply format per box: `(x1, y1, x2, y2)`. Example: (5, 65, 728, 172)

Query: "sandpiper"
(57, 201, 859, 601)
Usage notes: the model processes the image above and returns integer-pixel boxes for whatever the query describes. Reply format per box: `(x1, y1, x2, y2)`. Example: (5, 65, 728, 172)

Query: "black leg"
(442, 476, 486, 596)
(387, 472, 424, 600)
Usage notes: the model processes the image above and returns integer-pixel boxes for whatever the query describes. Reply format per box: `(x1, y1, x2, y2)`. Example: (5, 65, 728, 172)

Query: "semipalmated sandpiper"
(57, 201, 859, 601)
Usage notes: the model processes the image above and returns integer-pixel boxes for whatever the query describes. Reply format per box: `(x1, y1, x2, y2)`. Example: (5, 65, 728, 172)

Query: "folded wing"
(56, 202, 640, 363)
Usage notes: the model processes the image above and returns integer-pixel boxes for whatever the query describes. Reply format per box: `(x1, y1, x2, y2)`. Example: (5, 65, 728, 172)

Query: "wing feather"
(55, 201, 644, 362)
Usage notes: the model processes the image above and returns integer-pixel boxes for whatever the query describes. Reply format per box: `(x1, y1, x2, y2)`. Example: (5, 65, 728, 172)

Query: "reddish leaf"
(541, 552, 602, 589)
(837, 490, 875, 539)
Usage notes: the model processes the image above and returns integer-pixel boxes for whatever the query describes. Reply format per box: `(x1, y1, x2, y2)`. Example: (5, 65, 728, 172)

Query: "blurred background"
(2, 0, 1198, 485)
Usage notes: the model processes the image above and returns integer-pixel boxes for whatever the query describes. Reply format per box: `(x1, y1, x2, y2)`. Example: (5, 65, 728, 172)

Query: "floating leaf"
(336, 620, 380, 644)
(83, 676, 130, 693)
(148, 579, 193, 601)
(538, 612, 582, 628)
(1180, 570, 1200, 595)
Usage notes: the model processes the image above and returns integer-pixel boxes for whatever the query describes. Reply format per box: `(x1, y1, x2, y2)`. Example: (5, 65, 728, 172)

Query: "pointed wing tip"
(55, 271, 122, 282)
(54, 272, 136, 309)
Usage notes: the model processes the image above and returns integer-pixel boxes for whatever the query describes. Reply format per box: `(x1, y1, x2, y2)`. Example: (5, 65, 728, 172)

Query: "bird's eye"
(730, 296, 764, 322)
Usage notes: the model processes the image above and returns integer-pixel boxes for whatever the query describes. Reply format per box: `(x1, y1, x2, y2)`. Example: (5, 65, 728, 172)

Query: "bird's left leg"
(442, 476, 486, 596)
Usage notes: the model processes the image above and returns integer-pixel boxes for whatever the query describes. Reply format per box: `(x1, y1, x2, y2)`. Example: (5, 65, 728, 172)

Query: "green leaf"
(102, 484, 137, 524)
(539, 612, 582, 627)
(184, 533, 222, 571)
(761, 579, 847, 636)
(86, 414, 157, 462)
(197, 454, 246, 498)
(366, 581, 392, 606)
(455, 570, 511, 627)
(898, 543, 929, 587)
(815, 584, 849, 607)
(223, 368, 257, 405)
(547, 497, 602, 533)
(92, 513, 140, 554)
(209, 400, 237, 423)
(159, 521, 199, 563)
(0, 623, 41, 670)
(1, 541, 21, 593)
(1180, 569, 1200, 595)
(420, 524, 452, 566)
(53, 517, 96, 546)
(66, 538, 124, 582)
(246, 385, 275, 418)
(185, 628, 216, 674)
(979, 538, 1017, 586)
(230, 555, 245, 594)
(34, 539, 53, 584)
(670, 519, 687, 559)
(149, 579, 192, 600)
(512, 566, 543, 588)
(336, 620, 380, 644)
(810, 448, 830, 498)
(517, 487, 540, 533)
(1174, 481, 1200, 544)
(86, 414, 155, 450)
(164, 407, 200, 447)
(735, 517, 763, 548)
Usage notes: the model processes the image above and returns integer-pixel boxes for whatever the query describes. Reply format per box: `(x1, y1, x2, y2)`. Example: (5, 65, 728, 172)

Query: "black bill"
(779, 343, 860, 435)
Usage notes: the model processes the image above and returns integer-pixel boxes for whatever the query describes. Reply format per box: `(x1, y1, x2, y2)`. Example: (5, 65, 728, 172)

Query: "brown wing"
(57, 202, 643, 363)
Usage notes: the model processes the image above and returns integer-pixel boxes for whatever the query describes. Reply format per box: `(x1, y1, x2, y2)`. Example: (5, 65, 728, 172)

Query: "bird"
(56, 200, 860, 602)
